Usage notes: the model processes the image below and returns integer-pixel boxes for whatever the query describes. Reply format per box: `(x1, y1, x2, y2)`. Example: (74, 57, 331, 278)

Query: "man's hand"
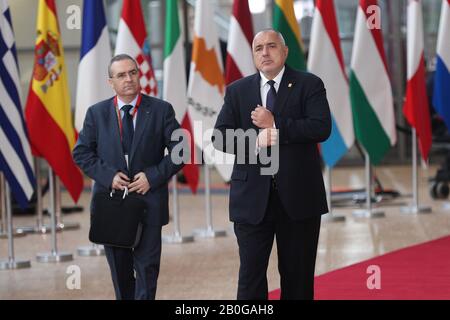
(111, 172, 130, 190)
(251, 105, 274, 129)
(257, 128, 278, 148)
(128, 172, 151, 195)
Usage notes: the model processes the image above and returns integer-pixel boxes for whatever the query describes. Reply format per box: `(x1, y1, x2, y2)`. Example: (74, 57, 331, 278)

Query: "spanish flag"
(25, 0, 83, 202)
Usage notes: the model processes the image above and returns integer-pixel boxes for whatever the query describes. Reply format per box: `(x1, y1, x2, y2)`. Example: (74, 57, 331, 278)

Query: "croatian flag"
(433, 0, 450, 130)
(75, 0, 113, 133)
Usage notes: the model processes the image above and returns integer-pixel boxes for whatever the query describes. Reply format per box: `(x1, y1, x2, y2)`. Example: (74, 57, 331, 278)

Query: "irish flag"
(308, 0, 354, 168)
(403, 0, 431, 162)
(349, 0, 396, 165)
(25, 0, 83, 202)
(433, 0, 450, 130)
(187, 0, 233, 181)
(273, 0, 306, 71)
(163, 0, 198, 193)
(225, 0, 255, 84)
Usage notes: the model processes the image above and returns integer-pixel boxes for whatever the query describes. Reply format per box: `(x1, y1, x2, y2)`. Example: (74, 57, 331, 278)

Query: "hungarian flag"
(163, 0, 198, 193)
(187, 0, 233, 181)
(116, 0, 158, 97)
(225, 0, 255, 85)
(403, 0, 432, 162)
(75, 0, 112, 133)
(25, 0, 83, 202)
(349, 0, 396, 165)
(273, 0, 306, 71)
(308, 0, 354, 168)
(433, 0, 450, 130)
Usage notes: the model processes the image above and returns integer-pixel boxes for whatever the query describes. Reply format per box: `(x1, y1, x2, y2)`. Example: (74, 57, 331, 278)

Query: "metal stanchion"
(54, 177, 80, 231)
(401, 128, 432, 214)
(322, 166, 346, 223)
(163, 176, 194, 244)
(352, 149, 385, 218)
(193, 165, 226, 238)
(0, 173, 25, 239)
(36, 168, 73, 263)
(15, 158, 52, 234)
(0, 174, 30, 270)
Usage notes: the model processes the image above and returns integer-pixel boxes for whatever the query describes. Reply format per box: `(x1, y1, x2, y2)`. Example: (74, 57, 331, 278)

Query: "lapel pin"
(288, 83, 292, 88)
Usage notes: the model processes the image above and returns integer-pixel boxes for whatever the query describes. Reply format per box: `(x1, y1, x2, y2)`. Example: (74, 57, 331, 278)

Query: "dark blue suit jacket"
(214, 66, 331, 224)
(73, 94, 185, 226)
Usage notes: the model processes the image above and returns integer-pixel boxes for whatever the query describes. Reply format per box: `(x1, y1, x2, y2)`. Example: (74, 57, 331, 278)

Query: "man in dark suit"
(213, 29, 331, 300)
(73, 54, 185, 300)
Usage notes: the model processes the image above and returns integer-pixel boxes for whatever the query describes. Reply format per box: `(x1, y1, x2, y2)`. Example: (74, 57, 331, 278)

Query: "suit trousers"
(234, 182, 321, 300)
(104, 224, 162, 300)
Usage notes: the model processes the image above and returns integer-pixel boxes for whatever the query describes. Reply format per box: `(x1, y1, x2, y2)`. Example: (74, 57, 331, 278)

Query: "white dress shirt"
(117, 95, 139, 128)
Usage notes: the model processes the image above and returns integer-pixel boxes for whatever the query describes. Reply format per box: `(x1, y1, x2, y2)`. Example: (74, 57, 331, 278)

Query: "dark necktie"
(266, 80, 277, 113)
(121, 104, 134, 155)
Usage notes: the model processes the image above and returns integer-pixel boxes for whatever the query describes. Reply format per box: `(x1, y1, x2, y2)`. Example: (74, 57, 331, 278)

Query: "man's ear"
(107, 78, 114, 89)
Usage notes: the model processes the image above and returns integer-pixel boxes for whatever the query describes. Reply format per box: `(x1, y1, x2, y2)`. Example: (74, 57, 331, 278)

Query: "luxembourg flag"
(75, 0, 112, 133)
(433, 0, 450, 130)
(308, 0, 354, 167)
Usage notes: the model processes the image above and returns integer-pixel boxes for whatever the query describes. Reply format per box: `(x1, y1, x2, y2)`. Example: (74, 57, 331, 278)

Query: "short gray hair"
(108, 54, 138, 78)
(253, 29, 286, 47)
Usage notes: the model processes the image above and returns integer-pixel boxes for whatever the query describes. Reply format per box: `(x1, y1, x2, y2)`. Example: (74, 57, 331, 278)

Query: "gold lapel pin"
(288, 83, 292, 88)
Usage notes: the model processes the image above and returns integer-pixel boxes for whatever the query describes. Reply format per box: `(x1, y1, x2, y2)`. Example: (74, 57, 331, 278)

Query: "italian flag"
(163, 0, 198, 193)
(403, 0, 432, 162)
(349, 0, 396, 165)
(273, 0, 306, 71)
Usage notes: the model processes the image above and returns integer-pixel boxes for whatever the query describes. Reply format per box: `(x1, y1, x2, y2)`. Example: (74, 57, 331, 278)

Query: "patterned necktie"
(266, 80, 277, 113)
(121, 104, 134, 155)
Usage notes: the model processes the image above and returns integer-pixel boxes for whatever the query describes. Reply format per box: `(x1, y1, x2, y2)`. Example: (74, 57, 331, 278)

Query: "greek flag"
(0, 0, 35, 208)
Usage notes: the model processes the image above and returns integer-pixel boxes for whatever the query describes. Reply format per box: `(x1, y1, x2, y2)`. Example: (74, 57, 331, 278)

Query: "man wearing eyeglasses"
(73, 54, 186, 300)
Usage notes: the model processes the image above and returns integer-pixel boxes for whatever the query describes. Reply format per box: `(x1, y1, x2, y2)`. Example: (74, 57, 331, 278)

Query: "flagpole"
(401, 128, 432, 214)
(193, 164, 227, 238)
(78, 180, 105, 256)
(322, 166, 345, 222)
(36, 168, 73, 263)
(353, 149, 385, 218)
(163, 176, 194, 243)
(15, 157, 52, 234)
(53, 176, 80, 231)
(0, 174, 26, 239)
(0, 173, 31, 270)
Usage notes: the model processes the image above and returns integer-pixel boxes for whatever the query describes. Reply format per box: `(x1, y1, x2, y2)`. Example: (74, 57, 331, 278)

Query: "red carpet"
(269, 235, 450, 300)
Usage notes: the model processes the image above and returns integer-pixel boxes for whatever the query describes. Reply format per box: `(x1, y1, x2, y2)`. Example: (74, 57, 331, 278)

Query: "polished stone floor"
(1, 164, 450, 300)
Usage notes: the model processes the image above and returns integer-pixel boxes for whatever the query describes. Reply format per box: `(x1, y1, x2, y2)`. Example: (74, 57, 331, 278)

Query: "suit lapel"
(129, 97, 152, 163)
(274, 67, 296, 115)
(107, 99, 128, 170)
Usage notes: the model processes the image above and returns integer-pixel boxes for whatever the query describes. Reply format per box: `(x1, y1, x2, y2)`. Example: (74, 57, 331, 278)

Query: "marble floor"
(1, 164, 450, 300)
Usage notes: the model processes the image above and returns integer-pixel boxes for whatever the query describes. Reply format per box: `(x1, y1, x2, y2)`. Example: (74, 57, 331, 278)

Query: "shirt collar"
(117, 95, 139, 111)
(259, 66, 285, 88)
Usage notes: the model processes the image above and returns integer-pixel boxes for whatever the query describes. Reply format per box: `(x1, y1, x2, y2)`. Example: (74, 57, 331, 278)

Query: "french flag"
(433, 0, 450, 130)
(75, 0, 112, 133)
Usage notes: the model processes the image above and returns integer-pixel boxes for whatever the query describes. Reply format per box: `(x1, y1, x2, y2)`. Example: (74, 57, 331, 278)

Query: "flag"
(187, 0, 234, 181)
(308, 0, 354, 168)
(403, 0, 432, 162)
(75, 0, 113, 133)
(273, 0, 306, 71)
(225, 0, 255, 85)
(433, 0, 450, 130)
(0, 0, 35, 208)
(25, 0, 83, 202)
(349, 0, 396, 165)
(163, 0, 198, 193)
(116, 0, 158, 97)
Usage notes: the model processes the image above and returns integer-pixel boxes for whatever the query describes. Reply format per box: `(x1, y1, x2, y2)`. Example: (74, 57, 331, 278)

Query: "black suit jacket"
(214, 66, 331, 224)
(73, 94, 185, 227)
